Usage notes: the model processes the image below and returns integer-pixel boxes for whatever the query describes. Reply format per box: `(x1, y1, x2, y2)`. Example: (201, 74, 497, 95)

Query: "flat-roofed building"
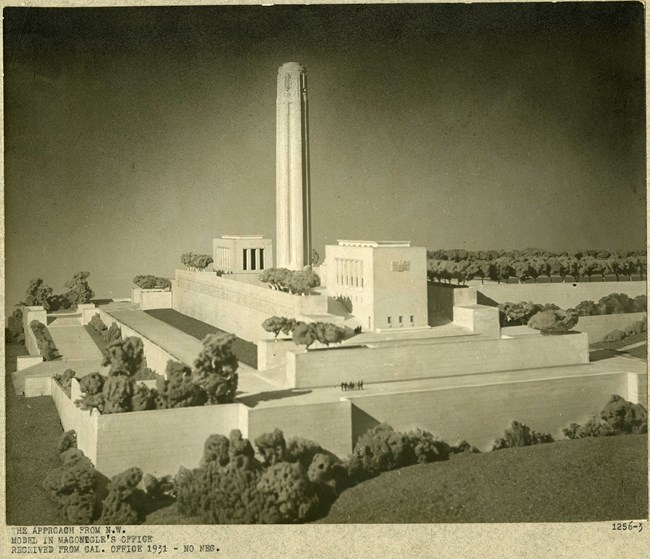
(325, 240, 428, 331)
(213, 235, 273, 274)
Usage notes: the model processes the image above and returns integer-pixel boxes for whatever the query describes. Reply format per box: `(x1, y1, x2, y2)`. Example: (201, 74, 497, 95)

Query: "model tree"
(64, 271, 95, 307)
(23, 278, 54, 310)
(192, 333, 239, 404)
(528, 309, 578, 334)
(262, 316, 287, 339)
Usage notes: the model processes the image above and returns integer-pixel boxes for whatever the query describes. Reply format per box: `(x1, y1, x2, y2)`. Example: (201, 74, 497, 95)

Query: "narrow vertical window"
(243, 249, 248, 271)
(259, 248, 265, 270)
(251, 248, 257, 271)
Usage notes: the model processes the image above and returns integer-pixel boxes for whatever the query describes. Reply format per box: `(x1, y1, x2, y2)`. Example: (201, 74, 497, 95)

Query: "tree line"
(427, 248, 646, 285)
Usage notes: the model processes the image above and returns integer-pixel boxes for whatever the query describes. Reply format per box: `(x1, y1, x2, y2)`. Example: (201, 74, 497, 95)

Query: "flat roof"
(337, 240, 411, 248)
(221, 235, 265, 240)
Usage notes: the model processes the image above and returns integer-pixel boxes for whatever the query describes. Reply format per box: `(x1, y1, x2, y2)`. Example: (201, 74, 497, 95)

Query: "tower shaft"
(276, 62, 311, 270)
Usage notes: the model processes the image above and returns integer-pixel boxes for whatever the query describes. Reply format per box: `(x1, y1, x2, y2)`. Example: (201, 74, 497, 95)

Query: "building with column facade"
(212, 235, 273, 274)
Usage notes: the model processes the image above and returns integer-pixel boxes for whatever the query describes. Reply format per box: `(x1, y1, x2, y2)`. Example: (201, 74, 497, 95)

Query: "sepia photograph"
(2, 0, 648, 556)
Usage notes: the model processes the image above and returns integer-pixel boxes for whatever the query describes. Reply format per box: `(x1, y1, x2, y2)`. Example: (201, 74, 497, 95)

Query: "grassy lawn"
(5, 343, 63, 525)
(317, 435, 648, 523)
(145, 309, 258, 368)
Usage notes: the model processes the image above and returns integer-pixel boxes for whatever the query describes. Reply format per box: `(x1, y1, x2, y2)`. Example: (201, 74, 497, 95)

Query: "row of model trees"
(259, 268, 321, 295)
(262, 316, 346, 348)
(427, 248, 646, 285)
(72, 332, 239, 415)
(6, 273, 96, 344)
(181, 252, 214, 271)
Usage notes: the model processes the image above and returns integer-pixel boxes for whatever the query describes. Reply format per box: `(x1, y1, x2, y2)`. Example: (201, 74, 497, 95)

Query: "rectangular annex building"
(325, 240, 428, 331)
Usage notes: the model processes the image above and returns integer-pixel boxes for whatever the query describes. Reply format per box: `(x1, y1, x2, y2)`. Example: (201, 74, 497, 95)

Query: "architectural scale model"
(13, 63, 647, 479)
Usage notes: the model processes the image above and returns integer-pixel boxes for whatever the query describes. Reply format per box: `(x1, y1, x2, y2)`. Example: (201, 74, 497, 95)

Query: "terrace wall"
(247, 400, 353, 459)
(286, 333, 590, 388)
(347, 369, 640, 451)
(172, 269, 328, 342)
(132, 288, 173, 310)
(50, 378, 244, 478)
(573, 312, 646, 342)
(476, 280, 646, 309)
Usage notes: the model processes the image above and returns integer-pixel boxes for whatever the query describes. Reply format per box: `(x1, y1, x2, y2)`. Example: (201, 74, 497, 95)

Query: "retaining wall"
(257, 339, 298, 371)
(573, 312, 647, 342)
(347, 369, 641, 451)
(476, 280, 646, 309)
(172, 269, 328, 342)
(132, 288, 173, 310)
(286, 332, 590, 388)
(247, 400, 353, 459)
(51, 377, 244, 478)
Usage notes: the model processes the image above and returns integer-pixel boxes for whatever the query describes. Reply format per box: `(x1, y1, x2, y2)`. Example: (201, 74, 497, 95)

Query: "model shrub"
(492, 420, 554, 450)
(192, 333, 239, 404)
(563, 417, 616, 439)
(181, 252, 214, 271)
(527, 308, 578, 334)
(156, 360, 207, 409)
(54, 368, 77, 397)
(292, 322, 318, 349)
(30, 320, 61, 361)
(347, 424, 415, 481)
(102, 336, 144, 376)
(132, 366, 162, 381)
(57, 430, 77, 454)
(102, 376, 135, 414)
(255, 429, 287, 466)
(89, 313, 108, 335)
(256, 462, 321, 523)
(42, 448, 98, 524)
(285, 437, 324, 469)
(64, 271, 95, 307)
(98, 467, 145, 525)
(624, 315, 647, 337)
(407, 428, 452, 463)
(102, 322, 122, 346)
(79, 372, 105, 395)
(6, 307, 25, 344)
(133, 274, 172, 290)
(174, 429, 341, 524)
(131, 383, 157, 411)
(262, 316, 288, 339)
(23, 278, 54, 310)
(259, 267, 320, 294)
(600, 329, 627, 343)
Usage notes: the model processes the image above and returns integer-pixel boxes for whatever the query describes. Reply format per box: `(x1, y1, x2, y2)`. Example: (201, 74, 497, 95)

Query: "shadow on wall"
(476, 291, 499, 307)
(427, 283, 463, 323)
(351, 404, 381, 447)
(236, 388, 312, 408)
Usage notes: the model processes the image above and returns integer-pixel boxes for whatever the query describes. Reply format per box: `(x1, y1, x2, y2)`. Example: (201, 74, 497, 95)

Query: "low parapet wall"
(132, 288, 173, 310)
(23, 306, 47, 356)
(287, 332, 590, 388)
(172, 269, 328, 342)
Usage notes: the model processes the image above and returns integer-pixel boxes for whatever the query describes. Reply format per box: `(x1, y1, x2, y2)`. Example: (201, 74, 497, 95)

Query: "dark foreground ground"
(317, 435, 648, 523)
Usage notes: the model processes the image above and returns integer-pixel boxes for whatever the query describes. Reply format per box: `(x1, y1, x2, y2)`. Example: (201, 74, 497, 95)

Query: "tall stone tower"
(276, 62, 311, 270)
